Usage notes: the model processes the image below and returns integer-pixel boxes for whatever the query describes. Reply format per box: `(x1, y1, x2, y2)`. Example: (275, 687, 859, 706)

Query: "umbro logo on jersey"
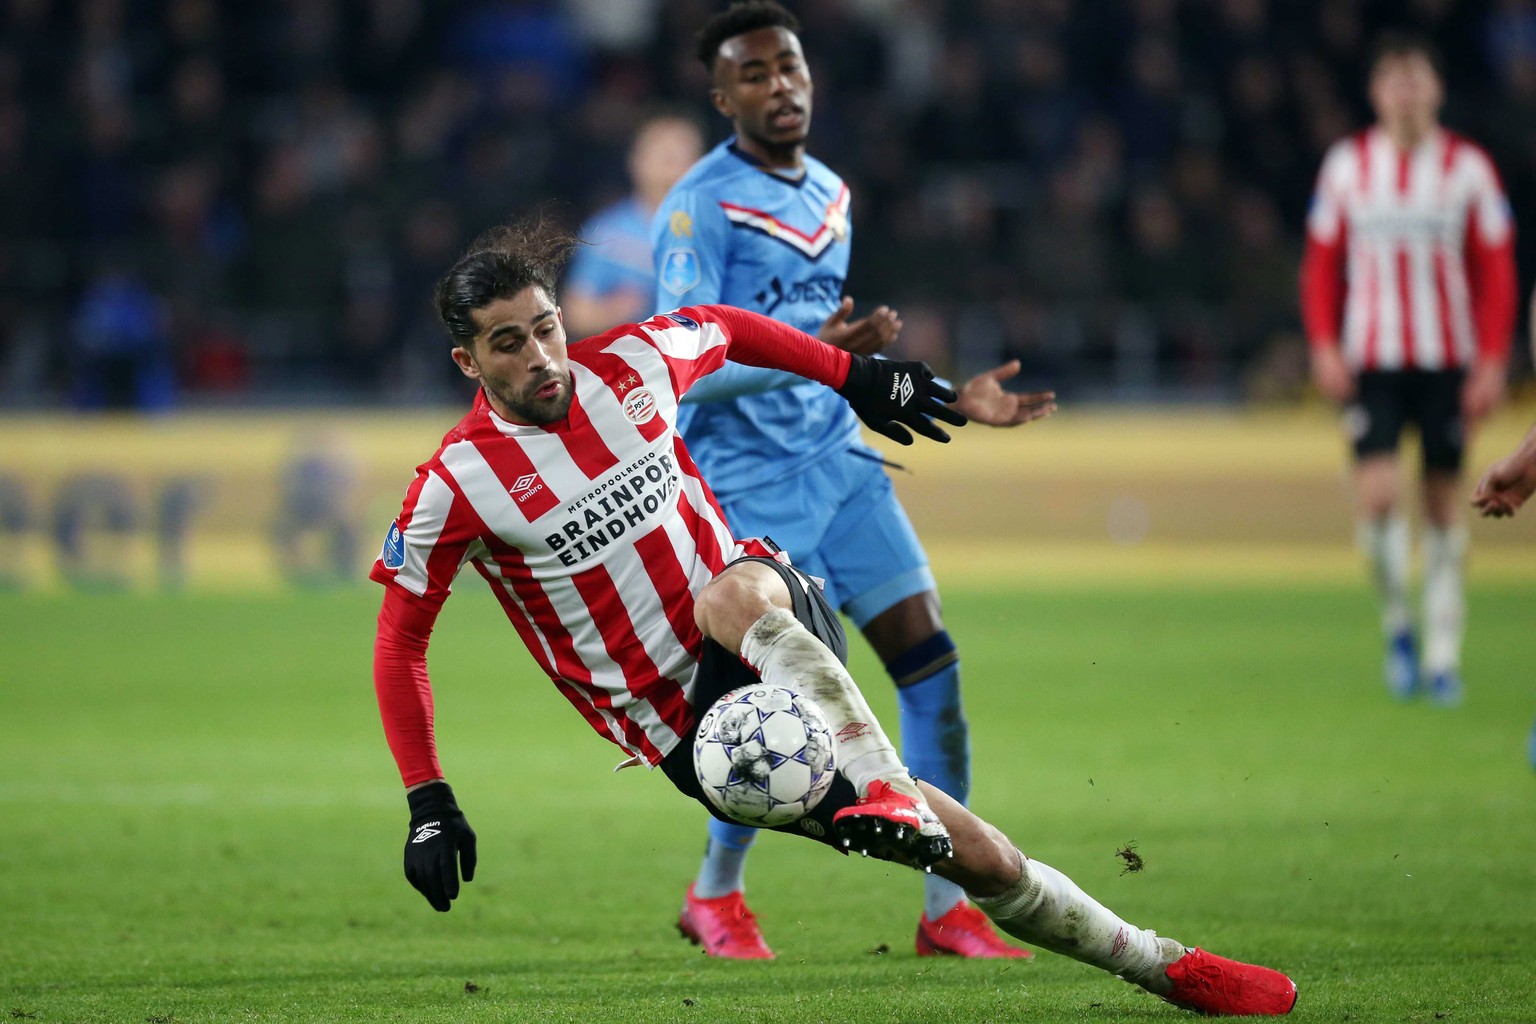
(509, 473, 547, 504)
(411, 824, 441, 844)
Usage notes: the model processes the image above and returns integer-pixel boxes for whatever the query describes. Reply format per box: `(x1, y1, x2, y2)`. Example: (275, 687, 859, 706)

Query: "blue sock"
(694, 817, 758, 899)
(889, 632, 971, 919)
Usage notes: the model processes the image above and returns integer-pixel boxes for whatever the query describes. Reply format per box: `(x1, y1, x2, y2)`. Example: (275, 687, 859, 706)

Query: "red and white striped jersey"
(1301, 127, 1516, 371)
(371, 305, 849, 773)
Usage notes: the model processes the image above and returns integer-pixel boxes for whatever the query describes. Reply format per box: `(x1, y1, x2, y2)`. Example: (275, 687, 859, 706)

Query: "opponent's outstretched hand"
(819, 296, 901, 356)
(404, 781, 477, 912)
(836, 354, 967, 445)
(955, 360, 1057, 427)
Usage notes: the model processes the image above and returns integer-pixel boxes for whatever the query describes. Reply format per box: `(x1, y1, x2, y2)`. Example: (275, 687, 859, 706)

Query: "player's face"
(453, 286, 573, 425)
(711, 27, 813, 165)
(1369, 53, 1443, 135)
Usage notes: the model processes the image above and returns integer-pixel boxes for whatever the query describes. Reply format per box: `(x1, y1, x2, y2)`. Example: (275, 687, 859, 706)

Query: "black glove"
(835, 355, 968, 445)
(404, 781, 477, 912)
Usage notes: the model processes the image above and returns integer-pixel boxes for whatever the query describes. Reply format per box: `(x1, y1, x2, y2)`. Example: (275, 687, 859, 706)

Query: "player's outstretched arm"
(374, 588, 477, 911)
(954, 360, 1057, 427)
(835, 353, 967, 445)
(1472, 420, 1536, 518)
(698, 304, 967, 445)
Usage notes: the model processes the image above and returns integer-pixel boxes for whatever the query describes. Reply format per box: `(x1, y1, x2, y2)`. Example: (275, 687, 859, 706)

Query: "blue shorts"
(716, 448, 935, 629)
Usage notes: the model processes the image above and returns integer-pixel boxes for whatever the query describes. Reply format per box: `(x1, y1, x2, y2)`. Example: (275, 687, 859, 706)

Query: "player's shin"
(1357, 515, 1411, 636)
(970, 854, 1180, 992)
(1421, 523, 1467, 675)
(740, 608, 909, 796)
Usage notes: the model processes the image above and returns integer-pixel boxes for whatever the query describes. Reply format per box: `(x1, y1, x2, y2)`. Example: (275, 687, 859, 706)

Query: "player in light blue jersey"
(562, 114, 704, 338)
(656, 2, 1055, 961)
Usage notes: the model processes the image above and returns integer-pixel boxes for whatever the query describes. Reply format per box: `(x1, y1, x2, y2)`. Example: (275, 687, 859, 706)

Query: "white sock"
(970, 854, 1182, 992)
(1357, 516, 1411, 636)
(1421, 524, 1467, 674)
(740, 608, 907, 796)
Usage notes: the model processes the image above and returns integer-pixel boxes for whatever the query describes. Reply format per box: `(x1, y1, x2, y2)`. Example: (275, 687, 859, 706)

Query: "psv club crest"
(623, 387, 658, 425)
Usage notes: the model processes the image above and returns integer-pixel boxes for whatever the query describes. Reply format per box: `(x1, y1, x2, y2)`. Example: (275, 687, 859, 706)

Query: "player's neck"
(733, 135, 806, 174)
(1380, 119, 1436, 154)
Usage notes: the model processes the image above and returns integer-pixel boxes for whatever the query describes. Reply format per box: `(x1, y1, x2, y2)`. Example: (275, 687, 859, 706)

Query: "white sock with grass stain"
(739, 608, 908, 795)
(970, 853, 1182, 992)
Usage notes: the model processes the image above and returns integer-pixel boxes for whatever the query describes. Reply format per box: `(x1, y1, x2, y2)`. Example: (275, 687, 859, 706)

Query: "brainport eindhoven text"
(546, 452, 678, 565)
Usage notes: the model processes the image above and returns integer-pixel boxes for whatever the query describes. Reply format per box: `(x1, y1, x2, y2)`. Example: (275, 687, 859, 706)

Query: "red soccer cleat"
(916, 901, 1034, 959)
(1161, 946, 1297, 1016)
(831, 779, 953, 869)
(676, 884, 775, 960)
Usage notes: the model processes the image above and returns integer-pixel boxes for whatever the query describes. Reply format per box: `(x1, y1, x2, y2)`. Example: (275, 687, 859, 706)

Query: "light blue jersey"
(567, 197, 655, 301)
(651, 139, 864, 498)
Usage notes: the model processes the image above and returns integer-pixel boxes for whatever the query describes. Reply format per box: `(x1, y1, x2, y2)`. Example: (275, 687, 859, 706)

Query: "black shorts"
(1346, 370, 1465, 473)
(660, 555, 861, 850)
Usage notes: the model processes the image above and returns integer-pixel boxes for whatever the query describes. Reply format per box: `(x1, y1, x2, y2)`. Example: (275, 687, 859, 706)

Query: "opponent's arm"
(374, 588, 476, 912)
(1472, 417, 1536, 518)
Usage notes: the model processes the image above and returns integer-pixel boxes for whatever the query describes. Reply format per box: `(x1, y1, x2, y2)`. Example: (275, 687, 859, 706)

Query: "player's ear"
(451, 345, 481, 383)
(709, 87, 734, 120)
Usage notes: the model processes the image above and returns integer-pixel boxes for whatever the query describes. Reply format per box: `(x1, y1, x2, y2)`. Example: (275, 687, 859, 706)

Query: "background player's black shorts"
(1347, 369, 1465, 472)
(660, 555, 860, 851)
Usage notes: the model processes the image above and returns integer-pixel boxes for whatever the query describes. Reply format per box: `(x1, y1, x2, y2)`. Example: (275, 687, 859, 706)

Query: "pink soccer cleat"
(831, 779, 953, 869)
(676, 884, 775, 960)
(1160, 946, 1297, 1016)
(916, 901, 1034, 959)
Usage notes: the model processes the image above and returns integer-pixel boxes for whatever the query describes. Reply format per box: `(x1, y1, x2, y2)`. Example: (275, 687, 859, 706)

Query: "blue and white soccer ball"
(693, 685, 836, 827)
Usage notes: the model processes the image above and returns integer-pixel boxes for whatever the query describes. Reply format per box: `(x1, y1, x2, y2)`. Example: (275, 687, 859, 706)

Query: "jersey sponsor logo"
(509, 472, 547, 505)
(381, 521, 405, 570)
(546, 451, 678, 567)
(669, 210, 693, 237)
(622, 387, 658, 425)
(663, 312, 700, 330)
(661, 247, 701, 296)
(753, 274, 845, 317)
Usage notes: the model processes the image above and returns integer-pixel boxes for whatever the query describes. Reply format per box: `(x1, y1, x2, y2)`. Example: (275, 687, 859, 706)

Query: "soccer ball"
(693, 685, 837, 827)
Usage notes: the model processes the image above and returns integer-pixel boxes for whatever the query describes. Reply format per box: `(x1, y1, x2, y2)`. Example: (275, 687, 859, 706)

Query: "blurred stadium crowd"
(2, 0, 1534, 409)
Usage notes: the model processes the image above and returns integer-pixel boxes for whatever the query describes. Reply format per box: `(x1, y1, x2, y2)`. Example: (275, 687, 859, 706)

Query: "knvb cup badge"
(382, 521, 405, 569)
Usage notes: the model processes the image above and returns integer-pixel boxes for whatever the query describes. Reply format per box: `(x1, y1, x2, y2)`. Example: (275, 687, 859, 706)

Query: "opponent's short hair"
(1369, 29, 1444, 80)
(435, 214, 580, 347)
(695, 1, 801, 73)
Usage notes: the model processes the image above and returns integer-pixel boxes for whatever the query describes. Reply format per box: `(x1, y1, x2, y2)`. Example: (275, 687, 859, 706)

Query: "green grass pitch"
(2, 582, 1533, 1023)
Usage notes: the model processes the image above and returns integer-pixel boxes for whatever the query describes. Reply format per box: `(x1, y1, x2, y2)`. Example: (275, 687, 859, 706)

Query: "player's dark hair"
(695, 1, 801, 72)
(435, 214, 580, 347)
(1368, 29, 1444, 80)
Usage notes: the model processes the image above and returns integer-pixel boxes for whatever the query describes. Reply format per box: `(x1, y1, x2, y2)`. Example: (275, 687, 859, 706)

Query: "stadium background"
(4, 5, 1536, 1022)
(2, 0, 1536, 588)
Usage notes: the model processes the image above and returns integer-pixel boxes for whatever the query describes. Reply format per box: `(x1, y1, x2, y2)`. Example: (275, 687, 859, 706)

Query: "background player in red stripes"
(1300, 31, 1517, 707)
(369, 218, 1297, 1017)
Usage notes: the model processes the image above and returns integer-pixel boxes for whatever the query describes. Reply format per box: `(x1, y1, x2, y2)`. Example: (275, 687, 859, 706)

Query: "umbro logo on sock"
(412, 823, 441, 843)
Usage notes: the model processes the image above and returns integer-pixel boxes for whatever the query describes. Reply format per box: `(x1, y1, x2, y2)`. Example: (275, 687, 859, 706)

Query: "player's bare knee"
(694, 561, 791, 648)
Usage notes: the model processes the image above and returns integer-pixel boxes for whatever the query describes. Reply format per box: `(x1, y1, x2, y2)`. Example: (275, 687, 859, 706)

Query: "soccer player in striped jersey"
(1300, 31, 1517, 706)
(369, 218, 1297, 1017)
(655, 0, 1053, 961)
